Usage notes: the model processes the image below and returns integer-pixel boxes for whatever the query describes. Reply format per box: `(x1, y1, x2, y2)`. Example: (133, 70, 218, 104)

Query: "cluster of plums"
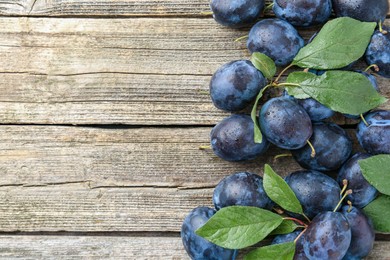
(181, 0, 390, 259)
(182, 168, 376, 259)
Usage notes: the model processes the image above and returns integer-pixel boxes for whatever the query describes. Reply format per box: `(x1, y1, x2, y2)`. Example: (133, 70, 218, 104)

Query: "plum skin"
(210, 60, 267, 112)
(365, 27, 390, 78)
(213, 172, 272, 210)
(247, 18, 304, 66)
(303, 211, 351, 260)
(272, 230, 308, 259)
(181, 207, 237, 260)
(341, 205, 375, 259)
(292, 122, 352, 172)
(285, 170, 341, 219)
(332, 0, 389, 22)
(273, 0, 332, 27)
(356, 110, 390, 154)
(210, 114, 269, 162)
(210, 0, 265, 28)
(296, 98, 334, 122)
(259, 96, 312, 150)
(337, 153, 378, 208)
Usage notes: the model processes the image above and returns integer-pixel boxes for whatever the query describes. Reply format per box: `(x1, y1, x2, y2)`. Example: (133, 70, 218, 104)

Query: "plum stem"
(347, 200, 353, 213)
(273, 153, 292, 160)
(283, 217, 308, 228)
(333, 189, 352, 212)
(200, 11, 213, 16)
(302, 213, 311, 223)
(234, 35, 249, 42)
(340, 179, 348, 195)
(274, 63, 294, 84)
(264, 2, 274, 13)
(379, 20, 388, 34)
(360, 114, 369, 126)
(306, 140, 316, 158)
(364, 64, 379, 72)
(199, 145, 211, 150)
(294, 229, 306, 244)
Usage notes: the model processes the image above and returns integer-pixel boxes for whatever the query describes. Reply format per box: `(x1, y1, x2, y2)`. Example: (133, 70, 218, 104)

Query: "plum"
(210, 0, 265, 28)
(213, 172, 271, 210)
(337, 153, 378, 208)
(210, 114, 269, 161)
(181, 207, 237, 260)
(247, 19, 304, 66)
(210, 60, 267, 112)
(259, 96, 312, 150)
(273, 0, 332, 27)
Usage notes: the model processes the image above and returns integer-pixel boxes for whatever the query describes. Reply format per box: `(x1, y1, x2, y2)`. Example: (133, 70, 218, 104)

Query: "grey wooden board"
(0, 0, 389, 17)
(0, 17, 389, 125)
(0, 236, 388, 259)
(0, 126, 305, 188)
(0, 125, 377, 233)
(0, 125, 302, 232)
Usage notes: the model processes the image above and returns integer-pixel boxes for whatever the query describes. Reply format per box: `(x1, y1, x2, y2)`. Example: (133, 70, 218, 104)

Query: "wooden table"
(0, 1, 388, 259)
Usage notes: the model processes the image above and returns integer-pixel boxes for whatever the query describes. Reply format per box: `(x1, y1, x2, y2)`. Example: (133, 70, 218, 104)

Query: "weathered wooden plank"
(0, 125, 302, 188)
(0, 17, 388, 125)
(0, 0, 390, 17)
(0, 125, 375, 233)
(0, 185, 213, 232)
(0, 235, 388, 259)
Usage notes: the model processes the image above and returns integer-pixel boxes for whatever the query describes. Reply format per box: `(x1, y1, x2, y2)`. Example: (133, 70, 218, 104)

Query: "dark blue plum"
(296, 98, 335, 122)
(292, 122, 352, 172)
(247, 19, 304, 66)
(210, 60, 267, 112)
(365, 27, 390, 78)
(181, 207, 237, 260)
(283, 89, 334, 121)
(210, 0, 265, 28)
(341, 206, 375, 260)
(272, 230, 301, 245)
(213, 172, 272, 210)
(357, 110, 390, 154)
(332, 0, 389, 22)
(303, 211, 351, 260)
(210, 114, 269, 161)
(337, 153, 378, 208)
(285, 170, 341, 219)
(259, 96, 312, 150)
(272, 230, 308, 260)
(273, 0, 332, 27)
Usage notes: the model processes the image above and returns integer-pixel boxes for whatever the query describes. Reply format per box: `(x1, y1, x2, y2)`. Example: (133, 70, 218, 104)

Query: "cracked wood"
(0, 236, 388, 259)
(0, 18, 388, 125)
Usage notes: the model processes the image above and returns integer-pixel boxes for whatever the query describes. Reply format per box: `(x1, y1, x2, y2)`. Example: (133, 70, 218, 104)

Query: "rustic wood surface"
(0, 0, 389, 259)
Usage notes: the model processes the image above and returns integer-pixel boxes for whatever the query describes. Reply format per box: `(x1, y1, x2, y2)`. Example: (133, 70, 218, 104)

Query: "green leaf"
(250, 52, 277, 80)
(285, 71, 315, 99)
(293, 17, 376, 69)
(195, 206, 283, 249)
(359, 155, 390, 196)
(286, 71, 387, 115)
(251, 85, 270, 143)
(263, 164, 303, 214)
(269, 219, 298, 235)
(244, 242, 295, 260)
(363, 195, 390, 233)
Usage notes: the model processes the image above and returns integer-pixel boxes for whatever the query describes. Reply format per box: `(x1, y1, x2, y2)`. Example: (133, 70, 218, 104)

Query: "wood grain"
(0, 0, 389, 17)
(0, 125, 375, 233)
(0, 17, 388, 125)
(0, 235, 388, 259)
(0, 125, 301, 188)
